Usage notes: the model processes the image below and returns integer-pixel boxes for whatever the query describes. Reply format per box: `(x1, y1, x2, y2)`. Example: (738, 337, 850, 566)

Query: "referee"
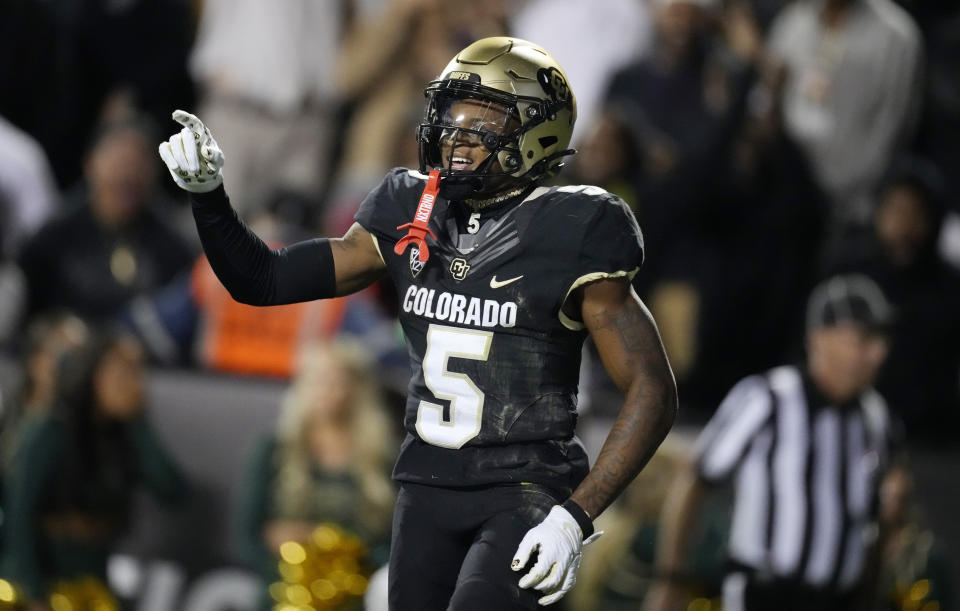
(646, 274, 899, 611)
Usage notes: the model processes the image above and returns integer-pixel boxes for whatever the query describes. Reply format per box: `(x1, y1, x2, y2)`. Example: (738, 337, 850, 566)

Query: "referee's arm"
(857, 458, 910, 610)
(644, 461, 710, 611)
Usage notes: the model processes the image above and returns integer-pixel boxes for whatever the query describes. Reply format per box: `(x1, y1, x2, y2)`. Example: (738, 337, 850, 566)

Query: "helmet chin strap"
(441, 147, 575, 208)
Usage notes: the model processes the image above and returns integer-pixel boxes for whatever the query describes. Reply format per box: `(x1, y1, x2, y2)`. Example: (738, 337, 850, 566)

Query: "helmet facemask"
(418, 84, 529, 203)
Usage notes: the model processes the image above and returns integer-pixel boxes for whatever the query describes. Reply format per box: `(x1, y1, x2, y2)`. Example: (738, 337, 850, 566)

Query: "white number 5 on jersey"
(416, 324, 493, 448)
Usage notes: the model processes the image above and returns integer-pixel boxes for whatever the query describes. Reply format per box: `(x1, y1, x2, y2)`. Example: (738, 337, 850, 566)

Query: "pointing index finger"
(172, 110, 205, 136)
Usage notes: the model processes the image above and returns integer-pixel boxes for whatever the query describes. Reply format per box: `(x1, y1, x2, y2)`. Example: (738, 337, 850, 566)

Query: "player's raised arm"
(158, 110, 385, 305)
(572, 277, 677, 518)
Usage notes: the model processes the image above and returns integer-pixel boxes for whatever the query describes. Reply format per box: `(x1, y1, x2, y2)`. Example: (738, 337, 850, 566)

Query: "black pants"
(723, 572, 861, 611)
(388, 482, 561, 611)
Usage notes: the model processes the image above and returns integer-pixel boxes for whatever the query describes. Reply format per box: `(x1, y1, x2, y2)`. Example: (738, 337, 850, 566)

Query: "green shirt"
(0, 414, 186, 601)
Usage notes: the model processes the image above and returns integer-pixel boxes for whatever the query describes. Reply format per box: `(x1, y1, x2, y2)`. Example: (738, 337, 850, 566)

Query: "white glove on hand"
(157, 109, 224, 193)
(511, 505, 602, 606)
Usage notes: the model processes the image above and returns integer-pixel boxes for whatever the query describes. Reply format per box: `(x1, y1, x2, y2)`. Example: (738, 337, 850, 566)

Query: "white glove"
(157, 109, 224, 193)
(511, 505, 602, 606)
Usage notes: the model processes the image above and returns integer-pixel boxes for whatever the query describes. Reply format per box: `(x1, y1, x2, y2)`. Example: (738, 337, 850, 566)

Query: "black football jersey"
(355, 168, 644, 495)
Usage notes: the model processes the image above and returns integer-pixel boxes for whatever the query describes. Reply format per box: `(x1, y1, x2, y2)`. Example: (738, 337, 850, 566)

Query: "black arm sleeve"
(190, 186, 336, 305)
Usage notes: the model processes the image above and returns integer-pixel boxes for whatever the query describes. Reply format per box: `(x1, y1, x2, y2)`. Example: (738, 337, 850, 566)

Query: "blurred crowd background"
(0, 0, 958, 609)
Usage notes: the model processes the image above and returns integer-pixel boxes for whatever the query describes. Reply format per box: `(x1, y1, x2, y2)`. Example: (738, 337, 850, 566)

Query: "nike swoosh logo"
(490, 275, 523, 289)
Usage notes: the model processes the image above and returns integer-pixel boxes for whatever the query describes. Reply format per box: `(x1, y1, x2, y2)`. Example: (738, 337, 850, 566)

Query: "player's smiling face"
(439, 98, 520, 174)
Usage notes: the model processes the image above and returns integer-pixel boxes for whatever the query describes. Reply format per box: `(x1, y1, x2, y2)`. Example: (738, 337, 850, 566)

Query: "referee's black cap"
(806, 274, 894, 333)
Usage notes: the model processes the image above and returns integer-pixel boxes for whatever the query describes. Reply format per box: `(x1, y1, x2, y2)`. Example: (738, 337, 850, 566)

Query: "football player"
(159, 37, 677, 610)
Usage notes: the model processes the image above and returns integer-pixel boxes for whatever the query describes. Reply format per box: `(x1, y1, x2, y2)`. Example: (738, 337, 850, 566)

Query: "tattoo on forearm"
(590, 302, 650, 355)
(614, 308, 646, 352)
(572, 300, 677, 518)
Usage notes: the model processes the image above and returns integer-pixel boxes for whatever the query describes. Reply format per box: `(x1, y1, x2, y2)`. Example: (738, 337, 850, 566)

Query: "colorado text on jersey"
(402, 285, 518, 328)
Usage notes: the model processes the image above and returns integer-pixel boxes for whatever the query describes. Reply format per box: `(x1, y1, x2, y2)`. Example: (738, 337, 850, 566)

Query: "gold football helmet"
(418, 37, 577, 202)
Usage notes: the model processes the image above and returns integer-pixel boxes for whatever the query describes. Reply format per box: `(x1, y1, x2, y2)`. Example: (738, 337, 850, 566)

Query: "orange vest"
(191, 256, 347, 378)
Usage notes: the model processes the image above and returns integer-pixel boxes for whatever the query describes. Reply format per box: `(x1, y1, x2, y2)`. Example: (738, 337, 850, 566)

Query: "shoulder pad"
(354, 168, 430, 241)
(554, 184, 645, 330)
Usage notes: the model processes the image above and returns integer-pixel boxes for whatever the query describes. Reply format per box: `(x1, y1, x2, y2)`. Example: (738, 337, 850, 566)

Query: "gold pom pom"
(271, 523, 372, 610)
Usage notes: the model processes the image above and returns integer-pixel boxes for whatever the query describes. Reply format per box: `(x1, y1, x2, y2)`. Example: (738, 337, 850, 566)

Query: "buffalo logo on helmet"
(537, 67, 571, 107)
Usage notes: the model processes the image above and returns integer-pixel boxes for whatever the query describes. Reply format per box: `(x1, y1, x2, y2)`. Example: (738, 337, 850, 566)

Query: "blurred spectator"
(0, 329, 186, 607)
(877, 464, 954, 611)
(234, 340, 395, 611)
(0, 313, 88, 557)
(604, 0, 758, 284)
(189, 0, 383, 217)
(570, 439, 728, 611)
(0, 114, 58, 259)
(0, 313, 89, 470)
(900, 2, 960, 269)
(828, 158, 960, 440)
(600, 0, 761, 398)
(646, 275, 899, 611)
(766, 0, 923, 248)
(680, 74, 827, 407)
(19, 116, 194, 322)
(564, 111, 643, 213)
(0, 116, 59, 349)
(511, 0, 653, 144)
(330, 0, 509, 204)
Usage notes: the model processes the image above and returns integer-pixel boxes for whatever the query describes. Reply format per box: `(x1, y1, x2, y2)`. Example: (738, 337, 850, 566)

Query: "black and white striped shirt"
(694, 365, 893, 590)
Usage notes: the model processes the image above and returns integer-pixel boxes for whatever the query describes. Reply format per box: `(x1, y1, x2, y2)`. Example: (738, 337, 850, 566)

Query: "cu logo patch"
(449, 258, 470, 281)
(409, 247, 425, 278)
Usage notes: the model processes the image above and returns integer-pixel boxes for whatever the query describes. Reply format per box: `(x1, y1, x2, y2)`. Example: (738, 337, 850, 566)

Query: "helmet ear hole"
(538, 136, 558, 149)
